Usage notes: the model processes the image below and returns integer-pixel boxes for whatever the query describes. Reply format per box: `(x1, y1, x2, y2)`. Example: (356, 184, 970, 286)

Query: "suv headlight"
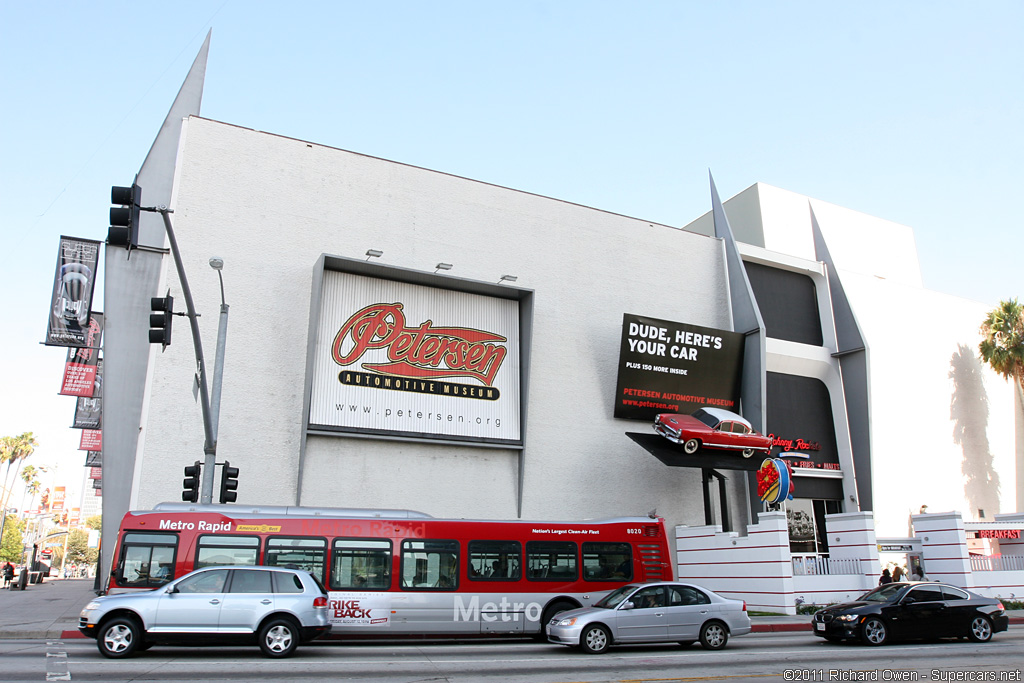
(82, 601, 101, 612)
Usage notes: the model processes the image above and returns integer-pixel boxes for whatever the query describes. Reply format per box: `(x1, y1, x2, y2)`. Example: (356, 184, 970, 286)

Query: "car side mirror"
(619, 600, 635, 610)
(167, 585, 179, 594)
(901, 596, 915, 605)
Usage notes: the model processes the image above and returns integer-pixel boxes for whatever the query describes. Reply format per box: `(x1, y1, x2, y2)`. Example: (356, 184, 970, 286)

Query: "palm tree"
(0, 433, 38, 548)
(18, 465, 47, 515)
(979, 298, 1024, 392)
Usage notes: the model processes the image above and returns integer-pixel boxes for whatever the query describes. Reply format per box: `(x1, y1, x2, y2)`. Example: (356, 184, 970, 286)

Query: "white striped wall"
(676, 512, 796, 614)
(911, 512, 973, 588)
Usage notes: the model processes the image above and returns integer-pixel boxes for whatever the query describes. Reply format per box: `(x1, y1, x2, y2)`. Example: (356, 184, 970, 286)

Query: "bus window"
(330, 539, 392, 590)
(401, 540, 459, 590)
(526, 541, 577, 581)
(468, 540, 521, 581)
(195, 535, 260, 569)
(264, 537, 327, 582)
(582, 542, 632, 581)
(117, 532, 177, 587)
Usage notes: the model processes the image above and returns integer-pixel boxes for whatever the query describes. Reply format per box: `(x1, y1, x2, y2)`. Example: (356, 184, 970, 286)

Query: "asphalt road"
(3, 630, 1023, 683)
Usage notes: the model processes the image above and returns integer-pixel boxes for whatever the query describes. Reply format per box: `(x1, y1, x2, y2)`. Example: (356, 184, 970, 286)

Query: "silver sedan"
(546, 582, 751, 654)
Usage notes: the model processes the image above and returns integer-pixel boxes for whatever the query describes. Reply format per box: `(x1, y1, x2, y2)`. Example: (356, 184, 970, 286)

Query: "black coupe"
(811, 581, 1008, 645)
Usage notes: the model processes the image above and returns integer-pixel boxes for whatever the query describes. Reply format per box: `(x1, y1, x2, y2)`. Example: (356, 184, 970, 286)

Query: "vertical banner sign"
(79, 429, 102, 451)
(85, 451, 102, 467)
(46, 236, 101, 347)
(614, 314, 745, 421)
(61, 313, 103, 398)
(309, 271, 521, 444)
(73, 359, 103, 428)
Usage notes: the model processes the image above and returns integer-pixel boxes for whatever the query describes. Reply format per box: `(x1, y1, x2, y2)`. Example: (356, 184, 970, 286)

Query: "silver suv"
(79, 565, 331, 658)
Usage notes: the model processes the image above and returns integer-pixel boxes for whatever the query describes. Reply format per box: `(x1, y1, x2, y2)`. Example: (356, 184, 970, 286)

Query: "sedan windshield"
(593, 584, 640, 609)
(857, 583, 906, 603)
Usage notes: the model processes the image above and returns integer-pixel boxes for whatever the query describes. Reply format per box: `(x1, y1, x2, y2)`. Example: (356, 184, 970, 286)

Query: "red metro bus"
(108, 503, 672, 638)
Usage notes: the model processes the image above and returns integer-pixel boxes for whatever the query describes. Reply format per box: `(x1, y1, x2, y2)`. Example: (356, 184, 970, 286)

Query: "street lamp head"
(209, 257, 224, 271)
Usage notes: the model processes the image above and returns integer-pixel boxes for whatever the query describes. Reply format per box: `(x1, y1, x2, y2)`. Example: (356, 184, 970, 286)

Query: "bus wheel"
(535, 601, 576, 640)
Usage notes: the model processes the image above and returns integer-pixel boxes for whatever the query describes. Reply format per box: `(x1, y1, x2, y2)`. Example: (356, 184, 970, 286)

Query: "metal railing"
(970, 554, 1024, 572)
(792, 554, 861, 576)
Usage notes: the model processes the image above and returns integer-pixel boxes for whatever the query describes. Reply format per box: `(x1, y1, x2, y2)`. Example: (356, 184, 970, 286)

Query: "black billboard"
(614, 314, 744, 421)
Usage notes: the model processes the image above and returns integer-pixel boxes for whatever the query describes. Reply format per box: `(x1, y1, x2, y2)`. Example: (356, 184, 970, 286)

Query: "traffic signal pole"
(150, 206, 219, 504)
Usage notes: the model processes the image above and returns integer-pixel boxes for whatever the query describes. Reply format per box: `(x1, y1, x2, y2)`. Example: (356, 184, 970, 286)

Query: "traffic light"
(149, 295, 173, 347)
(108, 181, 142, 250)
(219, 461, 239, 504)
(182, 461, 201, 502)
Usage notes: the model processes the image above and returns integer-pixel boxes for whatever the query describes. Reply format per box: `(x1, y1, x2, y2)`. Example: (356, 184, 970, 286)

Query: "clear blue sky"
(2, 1, 1021, 506)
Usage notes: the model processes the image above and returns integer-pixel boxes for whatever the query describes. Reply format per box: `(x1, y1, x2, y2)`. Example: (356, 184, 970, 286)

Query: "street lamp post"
(201, 257, 229, 504)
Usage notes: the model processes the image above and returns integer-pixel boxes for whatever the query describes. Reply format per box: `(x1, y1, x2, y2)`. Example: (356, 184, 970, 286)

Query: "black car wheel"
(968, 615, 993, 643)
(580, 624, 611, 654)
(258, 618, 299, 658)
(97, 617, 142, 659)
(683, 439, 701, 454)
(699, 621, 729, 650)
(861, 617, 888, 646)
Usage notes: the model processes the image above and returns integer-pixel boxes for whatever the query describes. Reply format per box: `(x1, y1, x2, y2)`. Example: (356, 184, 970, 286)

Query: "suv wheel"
(98, 617, 141, 659)
(259, 617, 299, 658)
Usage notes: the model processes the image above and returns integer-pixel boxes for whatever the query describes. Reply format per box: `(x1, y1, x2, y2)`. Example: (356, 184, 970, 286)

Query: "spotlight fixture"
(434, 263, 453, 273)
(365, 249, 383, 260)
(498, 274, 518, 284)
(209, 257, 224, 271)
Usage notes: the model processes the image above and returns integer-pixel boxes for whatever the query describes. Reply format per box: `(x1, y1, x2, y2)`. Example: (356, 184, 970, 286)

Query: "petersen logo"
(332, 303, 508, 400)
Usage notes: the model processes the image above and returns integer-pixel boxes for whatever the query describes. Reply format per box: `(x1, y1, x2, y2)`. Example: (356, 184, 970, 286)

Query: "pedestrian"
(892, 565, 904, 582)
(878, 568, 893, 585)
(910, 563, 925, 581)
(2, 562, 14, 588)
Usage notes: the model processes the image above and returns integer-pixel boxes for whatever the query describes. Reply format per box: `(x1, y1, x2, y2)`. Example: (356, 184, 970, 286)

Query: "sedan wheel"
(98, 617, 141, 659)
(968, 616, 993, 643)
(683, 439, 700, 454)
(742, 448, 754, 458)
(861, 617, 888, 646)
(259, 618, 299, 658)
(699, 621, 729, 650)
(580, 624, 611, 654)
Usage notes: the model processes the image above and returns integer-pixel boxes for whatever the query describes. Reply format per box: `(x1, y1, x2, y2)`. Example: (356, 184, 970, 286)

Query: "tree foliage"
(50, 529, 97, 567)
(979, 298, 1024, 390)
(1, 514, 25, 563)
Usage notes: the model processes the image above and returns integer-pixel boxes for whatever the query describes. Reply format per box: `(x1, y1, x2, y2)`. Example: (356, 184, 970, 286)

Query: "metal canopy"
(625, 432, 763, 472)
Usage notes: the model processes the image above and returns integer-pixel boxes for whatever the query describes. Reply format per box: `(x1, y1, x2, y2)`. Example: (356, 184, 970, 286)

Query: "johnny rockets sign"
(308, 270, 522, 444)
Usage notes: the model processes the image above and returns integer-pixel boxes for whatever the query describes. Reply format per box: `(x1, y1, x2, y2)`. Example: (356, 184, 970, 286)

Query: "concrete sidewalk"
(0, 577, 99, 639)
(0, 578, 1019, 640)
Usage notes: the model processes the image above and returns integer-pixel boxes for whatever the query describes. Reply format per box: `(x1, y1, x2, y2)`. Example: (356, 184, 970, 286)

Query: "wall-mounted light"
(365, 249, 383, 260)
(434, 263, 453, 273)
(498, 274, 518, 284)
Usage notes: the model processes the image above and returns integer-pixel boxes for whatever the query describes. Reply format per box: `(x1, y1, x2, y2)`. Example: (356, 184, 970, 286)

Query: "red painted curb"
(61, 631, 86, 639)
(752, 623, 809, 632)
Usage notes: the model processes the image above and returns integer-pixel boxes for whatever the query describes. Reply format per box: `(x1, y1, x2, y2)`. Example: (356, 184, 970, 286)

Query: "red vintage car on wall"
(653, 407, 772, 458)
